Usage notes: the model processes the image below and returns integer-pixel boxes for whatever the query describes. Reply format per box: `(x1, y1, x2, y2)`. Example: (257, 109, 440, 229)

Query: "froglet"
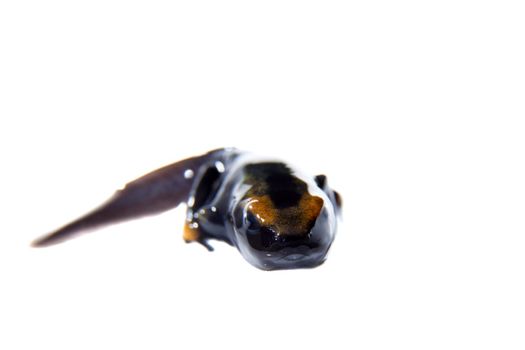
(32, 148, 342, 270)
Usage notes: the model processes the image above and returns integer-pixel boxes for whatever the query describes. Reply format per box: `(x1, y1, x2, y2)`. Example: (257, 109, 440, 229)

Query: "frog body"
(33, 148, 341, 270)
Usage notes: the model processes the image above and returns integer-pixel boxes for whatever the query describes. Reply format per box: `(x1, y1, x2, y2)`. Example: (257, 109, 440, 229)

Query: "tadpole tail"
(31, 149, 220, 247)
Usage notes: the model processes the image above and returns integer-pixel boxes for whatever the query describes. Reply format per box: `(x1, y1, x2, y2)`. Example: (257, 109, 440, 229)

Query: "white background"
(1, 1, 524, 349)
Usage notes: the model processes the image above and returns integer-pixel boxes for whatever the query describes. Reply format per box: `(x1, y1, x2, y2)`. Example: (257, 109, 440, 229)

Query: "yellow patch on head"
(248, 196, 278, 225)
(247, 193, 324, 236)
(298, 195, 324, 229)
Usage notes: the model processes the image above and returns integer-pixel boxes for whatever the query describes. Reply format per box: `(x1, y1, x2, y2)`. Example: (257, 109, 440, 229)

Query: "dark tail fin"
(32, 150, 219, 247)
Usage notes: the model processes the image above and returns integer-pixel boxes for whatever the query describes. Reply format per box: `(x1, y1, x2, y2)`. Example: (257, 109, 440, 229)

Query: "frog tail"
(31, 149, 222, 247)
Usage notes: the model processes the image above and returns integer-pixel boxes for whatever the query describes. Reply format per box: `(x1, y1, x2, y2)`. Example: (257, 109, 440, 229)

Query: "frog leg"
(182, 160, 226, 251)
(183, 220, 214, 251)
(315, 174, 342, 211)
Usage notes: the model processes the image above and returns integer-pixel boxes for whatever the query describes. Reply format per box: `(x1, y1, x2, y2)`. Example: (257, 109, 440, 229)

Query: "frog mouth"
(277, 245, 312, 261)
(282, 253, 307, 261)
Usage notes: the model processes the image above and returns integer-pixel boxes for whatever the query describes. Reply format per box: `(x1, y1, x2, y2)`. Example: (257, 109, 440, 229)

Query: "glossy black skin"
(32, 148, 341, 271)
(185, 149, 341, 270)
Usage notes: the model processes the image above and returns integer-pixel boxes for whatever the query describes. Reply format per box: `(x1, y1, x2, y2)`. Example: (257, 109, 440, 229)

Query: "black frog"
(32, 148, 342, 270)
